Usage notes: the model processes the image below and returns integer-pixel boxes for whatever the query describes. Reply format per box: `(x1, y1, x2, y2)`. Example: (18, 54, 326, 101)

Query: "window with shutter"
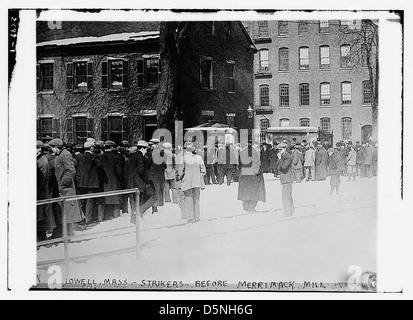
(74, 117, 87, 144)
(122, 117, 129, 142)
(101, 61, 108, 89)
(137, 59, 145, 88)
(74, 61, 87, 91)
(67, 118, 74, 144)
(39, 118, 53, 140)
(227, 63, 235, 93)
(87, 118, 93, 138)
(110, 60, 123, 90)
(122, 60, 129, 90)
(87, 62, 93, 90)
(40, 63, 54, 91)
(66, 63, 73, 91)
(211, 61, 218, 90)
(52, 118, 60, 139)
(36, 64, 40, 92)
(145, 59, 159, 86)
(101, 118, 108, 142)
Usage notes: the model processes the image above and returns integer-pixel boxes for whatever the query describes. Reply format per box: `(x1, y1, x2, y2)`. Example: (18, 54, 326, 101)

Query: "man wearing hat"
(127, 141, 158, 220)
(163, 142, 179, 204)
(37, 141, 56, 241)
(177, 142, 206, 223)
(304, 142, 316, 182)
(76, 140, 105, 224)
(146, 138, 166, 214)
(99, 141, 123, 220)
(292, 143, 303, 183)
(277, 142, 295, 217)
(315, 143, 328, 181)
(48, 139, 83, 237)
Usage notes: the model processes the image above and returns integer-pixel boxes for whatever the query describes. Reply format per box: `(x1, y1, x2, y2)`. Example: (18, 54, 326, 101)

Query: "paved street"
(37, 175, 377, 290)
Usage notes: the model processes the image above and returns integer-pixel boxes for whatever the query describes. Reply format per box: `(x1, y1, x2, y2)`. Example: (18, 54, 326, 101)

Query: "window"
(319, 20, 330, 33)
(278, 21, 288, 36)
(340, 45, 351, 68)
(259, 85, 270, 107)
(102, 60, 129, 90)
(37, 117, 60, 140)
(298, 21, 309, 35)
(71, 61, 93, 91)
(279, 48, 289, 71)
(279, 84, 289, 108)
(146, 59, 160, 85)
(260, 119, 270, 144)
(363, 80, 372, 105)
(280, 118, 290, 127)
(300, 118, 310, 127)
(200, 57, 218, 90)
(227, 62, 235, 93)
(66, 116, 93, 145)
(37, 63, 54, 92)
(342, 117, 352, 140)
(320, 118, 331, 133)
(258, 21, 270, 38)
(259, 49, 270, 72)
(320, 82, 331, 106)
(341, 82, 352, 105)
(319, 46, 330, 69)
(101, 116, 129, 144)
(340, 20, 351, 33)
(299, 47, 309, 70)
(299, 83, 310, 106)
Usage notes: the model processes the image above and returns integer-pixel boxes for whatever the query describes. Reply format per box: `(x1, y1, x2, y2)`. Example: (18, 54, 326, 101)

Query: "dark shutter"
(36, 64, 40, 92)
(101, 118, 108, 141)
(87, 118, 93, 138)
(37, 118, 40, 140)
(212, 61, 218, 90)
(122, 60, 129, 90)
(122, 117, 129, 142)
(137, 59, 144, 88)
(52, 118, 60, 139)
(66, 63, 73, 91)
(102, 61, 108, 89)
(87, 62, 93, 90)
(66, 118, 74, 144)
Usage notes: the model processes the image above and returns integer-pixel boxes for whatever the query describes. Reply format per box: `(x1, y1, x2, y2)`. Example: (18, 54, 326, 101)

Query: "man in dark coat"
(315, 144, 328, 181)
(147, 139, 166, 214)
(238, 144, 266, 213)
(260, 144, 271, 174)
(49, 139, 83, 237)
(204, 145, 217, 185)
(100, 141, 123, 219)
(76, 141, 105, 224)
(127, 141, 158, 219)
(277, 143, 295, 217)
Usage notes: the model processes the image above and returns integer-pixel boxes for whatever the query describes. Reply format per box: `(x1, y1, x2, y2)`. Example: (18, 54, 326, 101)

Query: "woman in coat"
(315, 144, 328, 181)
(328, 144, 342, 195)
(238, 144, 266, 213)
(49, 139, 83, 237)
(177, 142, 206, 223)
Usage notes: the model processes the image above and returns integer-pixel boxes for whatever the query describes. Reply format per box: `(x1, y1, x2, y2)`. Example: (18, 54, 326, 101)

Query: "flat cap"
(104, 141, 116, 147)
(276, 142, 288, 149)
(150, 138, 161, 144)
(137, 140, 149, 148)
(84, 141, 95, 149)
(49, 139, 64, 147)
(95, 141, 105, 148)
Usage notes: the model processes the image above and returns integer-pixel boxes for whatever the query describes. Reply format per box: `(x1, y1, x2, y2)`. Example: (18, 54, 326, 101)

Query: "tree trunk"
(156, 22, 179, 133)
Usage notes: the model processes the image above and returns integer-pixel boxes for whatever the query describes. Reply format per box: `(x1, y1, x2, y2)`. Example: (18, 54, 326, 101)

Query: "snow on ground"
(37, 175, 377, 289)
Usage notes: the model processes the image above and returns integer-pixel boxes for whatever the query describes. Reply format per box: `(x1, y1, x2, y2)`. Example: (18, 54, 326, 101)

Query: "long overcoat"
(238, 146, 266, 202)
(315, 148, 329, 180)
(100, 150, 123, 205)
(147, 151, 166, 207)
(53, 148, 83, 224)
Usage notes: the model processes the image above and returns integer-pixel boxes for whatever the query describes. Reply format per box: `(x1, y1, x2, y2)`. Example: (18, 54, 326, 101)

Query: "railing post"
(61, 200, 70, 280)
(135, 189, 140, 259)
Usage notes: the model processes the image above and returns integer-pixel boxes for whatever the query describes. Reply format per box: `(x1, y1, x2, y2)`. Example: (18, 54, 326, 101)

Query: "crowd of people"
(37, 134, 378, 243)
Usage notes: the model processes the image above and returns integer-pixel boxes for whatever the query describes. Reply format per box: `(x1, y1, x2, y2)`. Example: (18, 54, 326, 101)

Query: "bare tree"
(338, 20, 379, 138)
(155, 22, 189, 133)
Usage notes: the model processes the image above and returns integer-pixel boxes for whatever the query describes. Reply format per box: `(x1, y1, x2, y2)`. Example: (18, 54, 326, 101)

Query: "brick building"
(36, 21, 256, 145)
(243, 20, 375, 144)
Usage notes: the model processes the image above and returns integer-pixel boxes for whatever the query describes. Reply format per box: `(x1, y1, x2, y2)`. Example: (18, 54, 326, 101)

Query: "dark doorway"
(144, 116, 157, 141)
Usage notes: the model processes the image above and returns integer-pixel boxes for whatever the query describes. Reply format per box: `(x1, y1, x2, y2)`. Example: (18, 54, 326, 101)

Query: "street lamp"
(247, 105, 254, 119)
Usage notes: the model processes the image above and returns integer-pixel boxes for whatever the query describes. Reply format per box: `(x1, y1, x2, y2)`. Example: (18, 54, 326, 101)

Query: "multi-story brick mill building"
(243, 20, 376, 144)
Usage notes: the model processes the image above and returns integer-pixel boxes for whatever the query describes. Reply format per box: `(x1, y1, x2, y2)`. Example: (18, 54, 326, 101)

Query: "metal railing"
(254, 63, 272, 75)
(36, 188, 140, 278)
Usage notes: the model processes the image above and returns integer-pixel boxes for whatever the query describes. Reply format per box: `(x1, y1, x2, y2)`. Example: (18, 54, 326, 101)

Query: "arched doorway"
(361, 125, 373, 143)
